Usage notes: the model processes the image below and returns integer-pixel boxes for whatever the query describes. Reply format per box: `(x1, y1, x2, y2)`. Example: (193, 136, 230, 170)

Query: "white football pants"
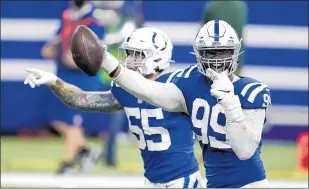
(241, 179, 270, 188)
(144, 171, 205, 188)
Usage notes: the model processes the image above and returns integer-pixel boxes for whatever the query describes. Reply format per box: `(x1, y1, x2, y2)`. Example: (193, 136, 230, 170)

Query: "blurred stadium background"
(1, 1, 308, 188)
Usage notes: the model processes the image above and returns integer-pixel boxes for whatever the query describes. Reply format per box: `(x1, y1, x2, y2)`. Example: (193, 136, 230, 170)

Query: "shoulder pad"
(164, 69, 183, 83)
(175, 65, 198, 79)
(235, 77, 272, 109)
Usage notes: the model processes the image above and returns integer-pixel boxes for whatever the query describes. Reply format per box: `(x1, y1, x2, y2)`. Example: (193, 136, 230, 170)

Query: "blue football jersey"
(172, 65, 271, 188)
(111, 72, 199, 183)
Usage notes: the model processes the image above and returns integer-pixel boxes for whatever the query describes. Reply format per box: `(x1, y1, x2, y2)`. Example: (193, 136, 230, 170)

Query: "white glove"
(24, 68, 57, 88)
(205, 68, 234, 100)
(206, 68, 244, 122)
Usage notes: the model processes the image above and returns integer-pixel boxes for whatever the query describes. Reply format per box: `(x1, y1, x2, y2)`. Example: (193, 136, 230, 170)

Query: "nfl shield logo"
(137, 99, 143, 104)
(212, 41, 221, 46)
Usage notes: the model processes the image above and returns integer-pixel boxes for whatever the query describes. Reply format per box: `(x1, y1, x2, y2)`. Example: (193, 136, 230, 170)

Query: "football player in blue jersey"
(24, 27, 203, 188)
(99, 20, 272, 188)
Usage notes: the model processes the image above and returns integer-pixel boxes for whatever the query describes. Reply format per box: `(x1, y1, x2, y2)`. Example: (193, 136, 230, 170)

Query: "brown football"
(70, 25, 105, 76)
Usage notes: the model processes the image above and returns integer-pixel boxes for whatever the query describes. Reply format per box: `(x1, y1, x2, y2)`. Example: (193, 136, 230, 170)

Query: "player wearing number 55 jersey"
(24, 27, 203, 188)
(104, 20, 272, 188)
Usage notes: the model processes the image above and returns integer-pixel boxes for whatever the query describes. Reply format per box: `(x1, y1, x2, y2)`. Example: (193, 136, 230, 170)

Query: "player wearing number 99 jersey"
(171, 65, 270, 188)
(107, 20, 272, 188)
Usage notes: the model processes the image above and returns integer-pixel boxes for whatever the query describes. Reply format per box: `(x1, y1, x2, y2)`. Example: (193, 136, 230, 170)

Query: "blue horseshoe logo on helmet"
(152, 32, 167, 51)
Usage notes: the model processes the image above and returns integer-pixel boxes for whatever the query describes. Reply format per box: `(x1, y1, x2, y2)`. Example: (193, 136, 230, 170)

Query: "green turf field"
(1, 136, 307, 180)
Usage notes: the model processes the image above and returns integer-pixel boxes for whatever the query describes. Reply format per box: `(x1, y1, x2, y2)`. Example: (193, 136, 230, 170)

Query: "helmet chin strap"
(137, 67, 146, 76)
(139, 63, 163, 80)
(144, 72, 161, 80)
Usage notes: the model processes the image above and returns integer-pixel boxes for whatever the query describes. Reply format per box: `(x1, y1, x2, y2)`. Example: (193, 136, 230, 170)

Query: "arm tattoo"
(49, 78, 123, 113)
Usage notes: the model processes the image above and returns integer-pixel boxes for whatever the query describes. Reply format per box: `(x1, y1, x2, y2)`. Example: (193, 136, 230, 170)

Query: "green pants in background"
(202, 1, 248, 74)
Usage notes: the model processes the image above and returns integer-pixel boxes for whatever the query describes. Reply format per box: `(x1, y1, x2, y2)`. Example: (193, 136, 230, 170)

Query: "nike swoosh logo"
(219, 89, 230, 93)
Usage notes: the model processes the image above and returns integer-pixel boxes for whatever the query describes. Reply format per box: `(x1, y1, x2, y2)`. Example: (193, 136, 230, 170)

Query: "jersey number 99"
(191, 98, 231, 149)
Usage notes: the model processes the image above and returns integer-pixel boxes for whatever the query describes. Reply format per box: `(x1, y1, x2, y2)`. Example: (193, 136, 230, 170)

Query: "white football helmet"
(119, 27, 174, 76)
(193, 20, 243, 76)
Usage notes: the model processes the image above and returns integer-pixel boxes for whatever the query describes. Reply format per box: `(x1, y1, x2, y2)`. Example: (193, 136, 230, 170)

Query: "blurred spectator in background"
(202, 1, 247, 74)
(40, 0, 105, 174)
(93, 0, 144, 167)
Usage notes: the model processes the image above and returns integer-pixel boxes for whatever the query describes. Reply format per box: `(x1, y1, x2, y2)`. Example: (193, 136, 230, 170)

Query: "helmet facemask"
(193, 40, 242, 76)
(118, 47, 153, 76)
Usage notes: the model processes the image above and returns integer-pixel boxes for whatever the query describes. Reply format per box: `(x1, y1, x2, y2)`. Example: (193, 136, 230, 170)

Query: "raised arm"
(100, 53, 188, 113)
(113, 65, 188, 113)
(24, 68, 122, 113)
(206, 68, 271, 160)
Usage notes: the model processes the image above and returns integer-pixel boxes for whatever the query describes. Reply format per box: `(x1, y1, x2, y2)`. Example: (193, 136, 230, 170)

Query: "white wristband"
(101, 52, 119, 75)
(220, 94, 244, 122)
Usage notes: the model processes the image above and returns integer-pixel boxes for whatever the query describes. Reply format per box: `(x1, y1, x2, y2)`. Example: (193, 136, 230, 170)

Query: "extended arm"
(113, 64, 188, 113)
(49, 78, 123, 113)
(24, 68, 123, 113)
